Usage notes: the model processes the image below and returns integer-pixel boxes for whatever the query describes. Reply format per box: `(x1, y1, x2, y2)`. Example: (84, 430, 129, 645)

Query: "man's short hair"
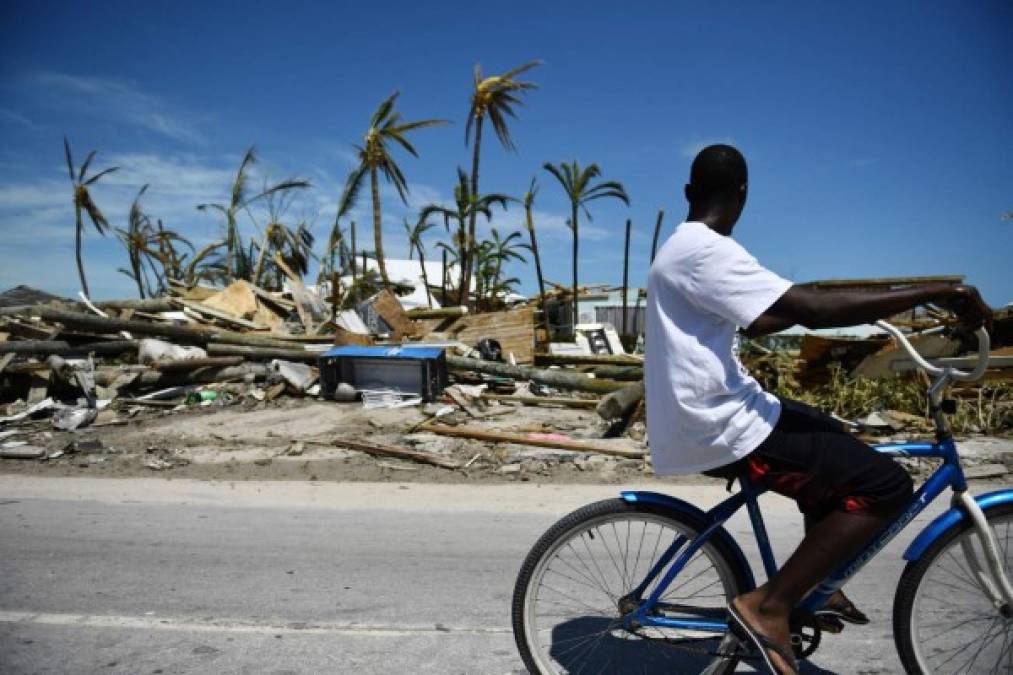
(689, 144, 748, 202)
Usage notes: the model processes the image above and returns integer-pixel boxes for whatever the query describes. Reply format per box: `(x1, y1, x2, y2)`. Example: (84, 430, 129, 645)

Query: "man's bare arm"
(744, 283, 990, 338)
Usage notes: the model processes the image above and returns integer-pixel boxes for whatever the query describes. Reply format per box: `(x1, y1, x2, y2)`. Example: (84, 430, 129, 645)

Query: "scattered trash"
(52, 406, 98, 431)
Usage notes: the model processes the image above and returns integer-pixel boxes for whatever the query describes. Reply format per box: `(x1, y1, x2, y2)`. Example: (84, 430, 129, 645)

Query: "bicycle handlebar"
(874, 320, 991, 382)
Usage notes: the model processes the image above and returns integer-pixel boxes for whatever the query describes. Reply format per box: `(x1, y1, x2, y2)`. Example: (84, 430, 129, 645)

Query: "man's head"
(685, 144, 748, 234)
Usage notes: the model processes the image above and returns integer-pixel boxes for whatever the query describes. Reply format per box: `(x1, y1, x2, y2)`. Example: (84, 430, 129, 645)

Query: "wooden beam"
(419, 423, 644, 459)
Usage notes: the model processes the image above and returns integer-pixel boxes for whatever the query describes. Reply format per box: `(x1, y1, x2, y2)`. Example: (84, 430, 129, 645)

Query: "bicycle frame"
(620, 436, 1003, 635)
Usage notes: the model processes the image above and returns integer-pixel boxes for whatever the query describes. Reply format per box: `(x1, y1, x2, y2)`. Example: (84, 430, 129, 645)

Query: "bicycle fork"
(954, 491, 1013, 614)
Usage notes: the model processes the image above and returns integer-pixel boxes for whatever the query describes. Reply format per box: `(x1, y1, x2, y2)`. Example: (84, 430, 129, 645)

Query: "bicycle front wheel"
(511, 498, 751, 675)
(893, 501, 1012, 674)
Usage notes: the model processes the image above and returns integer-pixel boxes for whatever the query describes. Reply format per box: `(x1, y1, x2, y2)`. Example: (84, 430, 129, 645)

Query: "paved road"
(0, 476, 957, 674)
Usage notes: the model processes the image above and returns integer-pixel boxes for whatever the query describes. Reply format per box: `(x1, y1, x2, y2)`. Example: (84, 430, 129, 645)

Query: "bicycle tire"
(893, 501, 1012, 674)
(511, 498, 752, 674)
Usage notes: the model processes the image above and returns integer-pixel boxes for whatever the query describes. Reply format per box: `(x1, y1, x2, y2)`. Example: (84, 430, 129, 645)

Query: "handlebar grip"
(874, 321, 991, 381)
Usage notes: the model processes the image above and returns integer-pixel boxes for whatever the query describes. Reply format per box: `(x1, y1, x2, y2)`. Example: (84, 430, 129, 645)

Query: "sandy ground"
(0, 397, 684, 485)
(1, 397, 1010, 487)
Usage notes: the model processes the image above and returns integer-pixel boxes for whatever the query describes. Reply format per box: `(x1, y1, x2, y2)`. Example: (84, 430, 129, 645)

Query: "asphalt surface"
(0, 476, 962, 674)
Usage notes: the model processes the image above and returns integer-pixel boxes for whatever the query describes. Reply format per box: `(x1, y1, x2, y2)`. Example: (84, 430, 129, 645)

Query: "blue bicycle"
(512, 322, 1011, 674)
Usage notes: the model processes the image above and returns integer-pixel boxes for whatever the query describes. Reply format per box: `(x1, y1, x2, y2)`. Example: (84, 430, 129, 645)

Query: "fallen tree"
(21, 307, 302, 350)
(445, 355, 627, 394)
(596, 380, 644, 420)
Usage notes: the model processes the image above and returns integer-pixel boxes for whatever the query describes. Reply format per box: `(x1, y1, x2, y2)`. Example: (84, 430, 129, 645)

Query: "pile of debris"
(0, 280, 653, 478)
(1, 274, 1009, 483)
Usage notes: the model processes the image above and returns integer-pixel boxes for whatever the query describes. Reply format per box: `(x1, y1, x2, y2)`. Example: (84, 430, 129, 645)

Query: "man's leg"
(732, 510, 893, 673)
(728, 413, 913, 674)
(803, 513, 868, 624)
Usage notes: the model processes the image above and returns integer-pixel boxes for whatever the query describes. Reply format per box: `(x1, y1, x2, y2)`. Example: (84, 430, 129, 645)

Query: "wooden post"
(622, 218, 631, 338)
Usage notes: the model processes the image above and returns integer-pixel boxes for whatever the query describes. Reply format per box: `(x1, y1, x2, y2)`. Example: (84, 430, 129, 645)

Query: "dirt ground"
(1, 396, 1010, 487)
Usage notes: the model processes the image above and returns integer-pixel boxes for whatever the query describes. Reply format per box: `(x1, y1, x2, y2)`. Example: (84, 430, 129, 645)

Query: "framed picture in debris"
(318, 346, 448, 402)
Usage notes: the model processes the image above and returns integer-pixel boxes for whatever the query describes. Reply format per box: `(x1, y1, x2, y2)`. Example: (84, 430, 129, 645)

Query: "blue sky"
(1, 1, 1010, 305)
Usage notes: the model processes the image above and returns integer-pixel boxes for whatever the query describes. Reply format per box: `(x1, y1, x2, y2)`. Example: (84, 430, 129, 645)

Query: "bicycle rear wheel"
(511, 498, 751, 674)
(893, 502, 1012, 674)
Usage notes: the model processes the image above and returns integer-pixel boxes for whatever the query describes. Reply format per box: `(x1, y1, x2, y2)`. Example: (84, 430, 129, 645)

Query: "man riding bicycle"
(644, 144, 991, 674)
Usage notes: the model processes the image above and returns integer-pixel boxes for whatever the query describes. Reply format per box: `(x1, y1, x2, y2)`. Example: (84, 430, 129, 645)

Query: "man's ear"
(684, 183, 694, 203)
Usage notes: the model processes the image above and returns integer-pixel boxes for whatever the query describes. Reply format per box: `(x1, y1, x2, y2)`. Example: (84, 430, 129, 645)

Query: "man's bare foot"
(731, 590, 798, 675)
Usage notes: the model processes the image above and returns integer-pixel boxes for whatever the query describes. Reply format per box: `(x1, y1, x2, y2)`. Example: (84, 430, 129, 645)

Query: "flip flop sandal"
(815, 592, 870, 625)
(727, 602, 800, 675)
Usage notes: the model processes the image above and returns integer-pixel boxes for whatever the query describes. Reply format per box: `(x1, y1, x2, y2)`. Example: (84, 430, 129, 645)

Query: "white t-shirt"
(645, 221, 793, 475)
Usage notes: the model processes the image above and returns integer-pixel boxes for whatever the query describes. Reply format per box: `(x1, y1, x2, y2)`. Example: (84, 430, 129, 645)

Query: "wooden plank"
(322, 438, 460, 469)
(419, 422, 644, 459)
(444, 306, 535, 364)
(371, 290, 415, 339)
(171, 298, 269, 330)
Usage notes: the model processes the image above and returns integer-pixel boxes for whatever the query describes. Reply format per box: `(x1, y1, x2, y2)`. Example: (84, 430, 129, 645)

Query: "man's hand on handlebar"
(939, 285, 992, 333)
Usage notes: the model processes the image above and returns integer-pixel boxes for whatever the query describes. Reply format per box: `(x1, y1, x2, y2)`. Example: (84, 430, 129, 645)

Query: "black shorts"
(704, 398, 913, 521)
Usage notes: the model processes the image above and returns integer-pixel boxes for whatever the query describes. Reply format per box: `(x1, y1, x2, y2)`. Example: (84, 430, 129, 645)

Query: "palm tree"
(521, 177, 550, 335)
(64, 137, 119, 298)
(418, 168, 512, 303)
(482, 228, 526, 309)
(342, 92, 447, 290)
(197, 147, 309, 281)
(116, 188, 196, 298)
(463, 60, 541, 302)
(403, 215, 439, 308)
(543, 161, 629, 330)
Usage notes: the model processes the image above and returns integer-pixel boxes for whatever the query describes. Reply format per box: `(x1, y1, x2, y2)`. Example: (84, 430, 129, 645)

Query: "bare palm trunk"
(133, 254, 146, 299)
(416, 245, 433, 308)
(350, 220, 357, 283)
(74, 206, 91, 298)
(570, 203, 579, 334)
(650, 209, 665, 264)
(370, 165, 390, 288)
(525, 204, 550, 337)
(252, 226, 272, 287)
(462, 115, 483, 305)
(622, 218, 631, 337)
(225, 213, 237, 280)
(441, 249, 448, 304)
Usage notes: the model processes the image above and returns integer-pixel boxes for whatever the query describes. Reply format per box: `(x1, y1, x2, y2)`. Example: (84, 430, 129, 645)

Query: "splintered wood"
(443, 306, 535, 364)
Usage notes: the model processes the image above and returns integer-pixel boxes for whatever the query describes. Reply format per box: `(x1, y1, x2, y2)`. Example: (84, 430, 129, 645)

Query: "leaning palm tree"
(543, 161, 629, 330)
(463, 60, 540, 301)
(419, 168, 512, 303)
(197, 147, 309, 281)
(343, 92, 447, 289)
(404, 215, 439, 308)
(64, 137, 119, 298)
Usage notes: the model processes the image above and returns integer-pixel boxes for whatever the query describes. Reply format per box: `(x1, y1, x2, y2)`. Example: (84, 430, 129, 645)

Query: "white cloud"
(27, 72, 203, 144)
(0, 108, 41, 131)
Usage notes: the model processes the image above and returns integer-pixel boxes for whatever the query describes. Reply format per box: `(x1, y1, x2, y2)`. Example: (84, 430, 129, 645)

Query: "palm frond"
(83, 166, 119, 185)
(78, 150, 97, 183)
(63, 137, 75, 182)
